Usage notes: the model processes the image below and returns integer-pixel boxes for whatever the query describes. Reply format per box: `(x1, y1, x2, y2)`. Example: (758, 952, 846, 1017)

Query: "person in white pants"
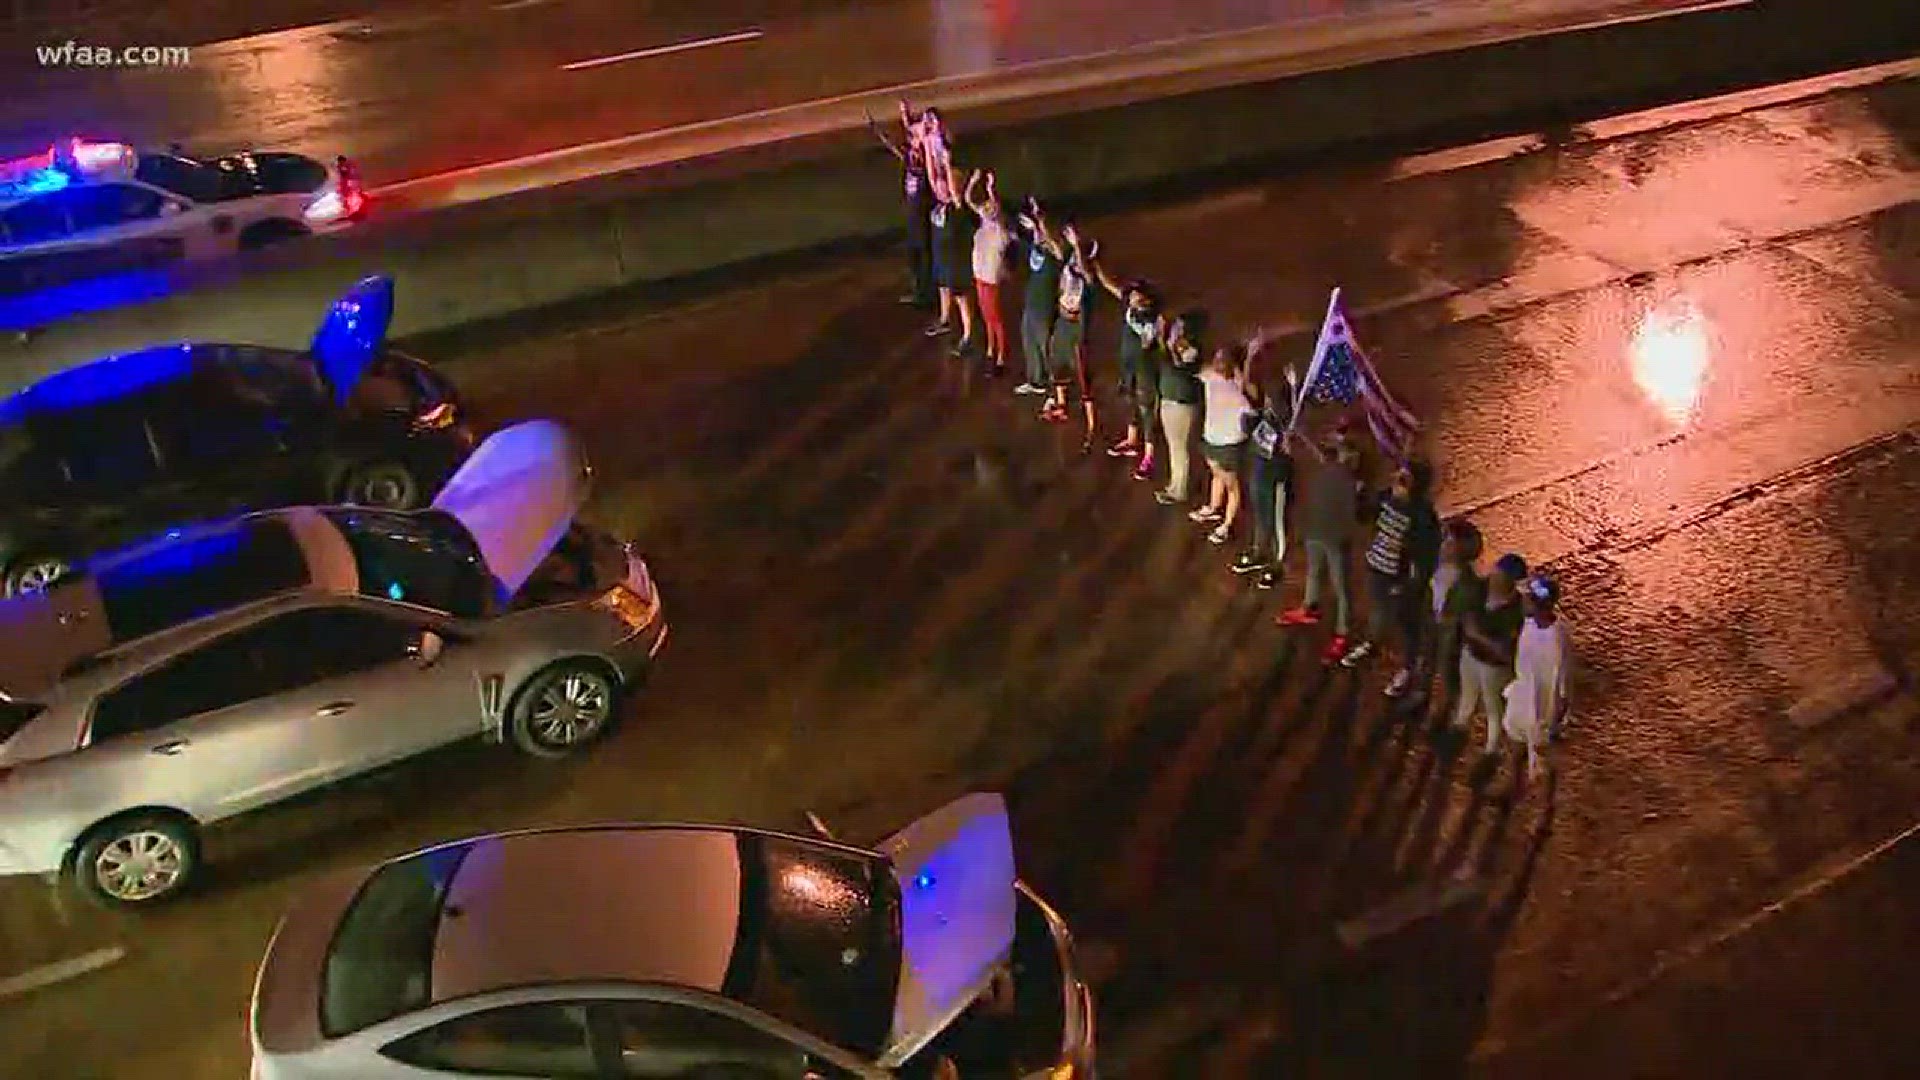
(1503, 573, 1573, 787)
(1455, 553, 1529, 778)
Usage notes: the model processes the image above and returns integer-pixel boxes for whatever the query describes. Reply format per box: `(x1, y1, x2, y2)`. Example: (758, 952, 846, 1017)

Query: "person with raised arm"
(873, 98, 935, 309)
(1012, 199, 1065, 398)
(964, 169, 1014, 375)
(1090, 257, 1164, 481)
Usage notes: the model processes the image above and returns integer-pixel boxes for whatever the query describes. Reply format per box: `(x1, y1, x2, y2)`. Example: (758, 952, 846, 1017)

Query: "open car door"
(873, 792, 1020, 1068)
(308, 274, 394, 405)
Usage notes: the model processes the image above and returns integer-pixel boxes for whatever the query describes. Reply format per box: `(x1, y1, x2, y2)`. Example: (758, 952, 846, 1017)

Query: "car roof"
(418, 826, 883, 1007)
(0, 343, 307, 425)
(425, 828, 755, 1004)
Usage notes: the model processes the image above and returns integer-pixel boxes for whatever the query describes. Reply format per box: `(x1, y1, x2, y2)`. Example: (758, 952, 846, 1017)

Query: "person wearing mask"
(1455, 552, 1529, 774)
(918, 109, 976, 351)
(874, 100, 934, 308)
(1393, 520, 1485, 714)
(1503, 572, 1573, 787)
(1233, 335, 1298, 589)
(1043, 224, 1100, 448)
(1153, 308, 1207, 506)
(1277, 439, 1365, 663)
(1342, 459, 1441, 670)
(1193, 344, 1253, 545)
(1091, 265, 1163, 482)
(1013, 200, 1063, 397)
(964, 169, 1013, 374)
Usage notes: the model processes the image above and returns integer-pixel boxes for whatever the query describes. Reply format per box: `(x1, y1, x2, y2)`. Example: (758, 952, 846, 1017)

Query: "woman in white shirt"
(1504, 573, 1573, 789)
(1192, 344, 1253, 545)
(964, 170, 1012, 375)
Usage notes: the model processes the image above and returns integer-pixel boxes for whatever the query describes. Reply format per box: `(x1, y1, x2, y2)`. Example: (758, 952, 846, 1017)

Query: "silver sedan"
(250, 793, 1097, 1079)
(0, 421, 666, 906)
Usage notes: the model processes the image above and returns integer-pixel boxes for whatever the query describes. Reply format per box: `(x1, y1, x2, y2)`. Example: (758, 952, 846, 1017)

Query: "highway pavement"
(0, 62, 1916, 1078)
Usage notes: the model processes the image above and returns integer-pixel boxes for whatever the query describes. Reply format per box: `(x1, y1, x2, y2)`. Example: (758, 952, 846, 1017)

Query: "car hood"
(430, 420, 592, 601)
(874, 792, 1019, 1068)
(308, 275, 394, 404)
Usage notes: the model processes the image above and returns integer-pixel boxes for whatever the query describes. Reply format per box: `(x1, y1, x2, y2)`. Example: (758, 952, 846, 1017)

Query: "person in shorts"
(1193, 344, 1253, 546)
(1091, 263, 1163, 482)
(917, 108, 976, 351)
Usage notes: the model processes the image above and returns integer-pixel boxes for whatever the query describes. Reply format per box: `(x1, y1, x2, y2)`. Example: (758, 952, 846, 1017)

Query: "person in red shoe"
(1091, 263, 1163, 481)
(1042, 224, 1100, 448)
(1276, 439, 1365, 662)
(963, 169, 1014, 374)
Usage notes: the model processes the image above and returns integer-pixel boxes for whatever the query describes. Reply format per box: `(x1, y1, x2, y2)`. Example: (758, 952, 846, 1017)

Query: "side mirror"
(408, 630, 445, 667)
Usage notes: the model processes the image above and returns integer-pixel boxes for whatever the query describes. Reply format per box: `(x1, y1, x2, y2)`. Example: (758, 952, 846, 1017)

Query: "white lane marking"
(561, 29, 762, 72)
(0, 946, 127, 1001)
(493, 0, 550, 8)
(1388, 54, 1920, 179)
(1477, 802, 1920, 1062)
(378, 0, 1734, 199)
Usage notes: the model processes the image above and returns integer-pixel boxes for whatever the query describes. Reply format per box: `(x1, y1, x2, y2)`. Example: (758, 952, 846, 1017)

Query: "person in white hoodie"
(1503, 572, 1573, 789)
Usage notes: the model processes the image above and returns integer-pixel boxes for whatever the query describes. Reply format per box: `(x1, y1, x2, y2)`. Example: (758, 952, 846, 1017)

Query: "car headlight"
(593, 584, 654, 631)
(412, 401, 457, 430)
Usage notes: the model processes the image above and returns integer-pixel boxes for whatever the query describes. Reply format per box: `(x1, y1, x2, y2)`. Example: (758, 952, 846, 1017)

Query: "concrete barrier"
(0, 0, 1913, 392)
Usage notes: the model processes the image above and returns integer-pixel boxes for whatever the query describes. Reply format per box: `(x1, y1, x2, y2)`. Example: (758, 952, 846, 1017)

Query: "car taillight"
(336, 156, 366, 216)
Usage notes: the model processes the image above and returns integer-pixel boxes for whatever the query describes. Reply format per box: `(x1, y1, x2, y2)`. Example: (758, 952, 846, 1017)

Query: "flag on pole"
(1291, 288, 1420, 462)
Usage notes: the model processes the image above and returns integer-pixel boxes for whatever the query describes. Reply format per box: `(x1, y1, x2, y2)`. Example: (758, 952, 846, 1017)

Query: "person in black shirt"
(1091, 265, 1163, 481)
(873, 100, 934, 307)
(1013, 201, 1063, 398)
(1342, 459, 1441, 669)
(1233, 335, 1298, 590)
(1456, 552, 1529, 769)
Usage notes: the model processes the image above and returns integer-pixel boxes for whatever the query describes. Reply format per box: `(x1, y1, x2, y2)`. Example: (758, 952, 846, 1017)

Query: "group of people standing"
(878, 101, 1573, 794)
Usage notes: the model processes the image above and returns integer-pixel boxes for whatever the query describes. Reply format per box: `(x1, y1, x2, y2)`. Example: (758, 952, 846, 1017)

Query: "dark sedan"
(0, 275, 476, 595)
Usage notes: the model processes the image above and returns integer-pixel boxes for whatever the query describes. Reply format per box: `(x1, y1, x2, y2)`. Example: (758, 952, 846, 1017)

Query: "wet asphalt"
(0, 65, 1917, 1079)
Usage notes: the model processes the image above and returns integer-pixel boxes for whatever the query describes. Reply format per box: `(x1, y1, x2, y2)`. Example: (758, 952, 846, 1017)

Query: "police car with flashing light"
(0, 139, 367, 296)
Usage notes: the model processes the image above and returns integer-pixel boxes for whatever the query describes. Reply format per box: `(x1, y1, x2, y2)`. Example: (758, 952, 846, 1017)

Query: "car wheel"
(70, 812, 200, 907)
(237, 219, 309, 250)
(338, 460, 422, 509)
(508, 660, 621, 758)
(3, 554, 71, 597)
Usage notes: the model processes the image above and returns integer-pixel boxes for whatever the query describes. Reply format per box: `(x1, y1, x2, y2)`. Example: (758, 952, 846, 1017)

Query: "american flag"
(1296, 288, 1420, 462)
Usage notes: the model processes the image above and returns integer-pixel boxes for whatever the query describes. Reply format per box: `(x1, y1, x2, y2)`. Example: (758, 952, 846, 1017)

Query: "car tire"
(2, 553, 71, 597)
(69, 812, 201, 908)
(237, 219, 309, 250)
(507, 660, 622, 759)
(337, 460, 422, 509)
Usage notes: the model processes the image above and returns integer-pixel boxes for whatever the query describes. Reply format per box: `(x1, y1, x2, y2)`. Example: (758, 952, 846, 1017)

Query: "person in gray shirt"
(1275, 439, 1366, 663)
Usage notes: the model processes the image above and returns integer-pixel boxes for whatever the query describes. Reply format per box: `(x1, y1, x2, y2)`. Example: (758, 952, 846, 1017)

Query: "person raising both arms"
(1091, 258, 1164, 482)
(874, 98, 935, 308)
(963, 169, 1014, 375)
(916, 107, 977, 352)
(1042, 223, 1101, 449)
(1013, 199, 1064, 398)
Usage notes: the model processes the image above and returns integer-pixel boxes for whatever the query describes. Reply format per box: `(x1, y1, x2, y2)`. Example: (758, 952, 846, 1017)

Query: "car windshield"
(320, 508, 490, 619)
(95, 520, 310, 643)
(319, 833, 903, 1051)
(205, 346, 329, 411)
(322, 842, 472, 1039)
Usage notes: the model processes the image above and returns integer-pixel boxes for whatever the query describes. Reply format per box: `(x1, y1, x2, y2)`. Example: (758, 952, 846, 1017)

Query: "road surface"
(0, 64, 1917, 1078)
(2, 0, 1573, 185)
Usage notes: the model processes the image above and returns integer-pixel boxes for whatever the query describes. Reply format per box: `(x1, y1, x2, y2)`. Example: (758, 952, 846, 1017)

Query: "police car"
(0, 138, 367, 296)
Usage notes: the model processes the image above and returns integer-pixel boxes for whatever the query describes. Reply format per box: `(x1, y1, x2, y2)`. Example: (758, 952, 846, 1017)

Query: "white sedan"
(250, 794, 1096, 1079)
(0, 139, 366, 295)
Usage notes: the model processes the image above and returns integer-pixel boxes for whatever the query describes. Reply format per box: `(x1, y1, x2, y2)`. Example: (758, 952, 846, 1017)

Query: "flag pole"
(1285, 286, 1342, 438)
